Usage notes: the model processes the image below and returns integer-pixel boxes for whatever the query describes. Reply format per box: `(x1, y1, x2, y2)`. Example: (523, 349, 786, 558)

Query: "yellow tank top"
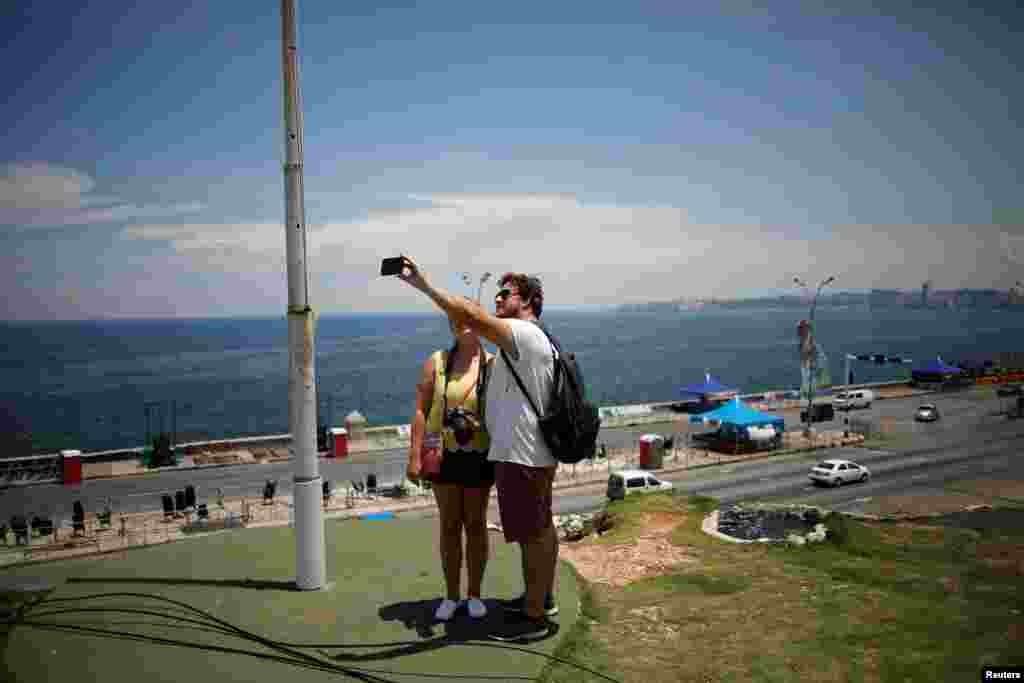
(426, 349, 491, 452)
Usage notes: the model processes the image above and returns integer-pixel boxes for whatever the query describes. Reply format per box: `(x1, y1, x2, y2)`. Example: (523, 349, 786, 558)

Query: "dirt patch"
(975, 541, 1024, 576)
(956, 478, 1024, 501)
(559, 511, 698, 587)
(83, 461, 145, 479)
(637, 511, 682, 535)
(557, 496, 1024, 683)
(583, 551, 862, 683)
(861, 492, 991, 517)
(858, 475, 1024, 518)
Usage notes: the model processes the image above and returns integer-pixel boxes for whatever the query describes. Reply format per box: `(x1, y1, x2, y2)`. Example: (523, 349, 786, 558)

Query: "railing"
(0, 453, 62, 487)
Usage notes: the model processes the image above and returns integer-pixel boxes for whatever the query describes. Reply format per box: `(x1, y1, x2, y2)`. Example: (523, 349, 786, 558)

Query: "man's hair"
(499, 272, 544, 317)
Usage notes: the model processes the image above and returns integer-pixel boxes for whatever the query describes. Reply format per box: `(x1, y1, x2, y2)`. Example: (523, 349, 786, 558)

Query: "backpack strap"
(500, 321, 558, 420)
(531, 320, 560, 357)
(501, 351, 542, 419)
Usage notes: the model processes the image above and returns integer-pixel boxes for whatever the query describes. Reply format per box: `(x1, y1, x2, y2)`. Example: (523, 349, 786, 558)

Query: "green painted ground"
(1, 516, 579, 683)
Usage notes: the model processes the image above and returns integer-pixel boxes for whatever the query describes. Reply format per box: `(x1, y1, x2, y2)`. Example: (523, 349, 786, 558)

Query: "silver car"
(808, 459, 870, 487)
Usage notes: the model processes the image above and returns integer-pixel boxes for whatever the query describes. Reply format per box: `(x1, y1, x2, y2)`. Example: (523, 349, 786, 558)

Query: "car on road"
(808, 459, 870, 487)
(607, 469, 674, 500)
(833, 390, 874, 411)
(997, 384, 1023, 397)
(915, 404, 941, 422)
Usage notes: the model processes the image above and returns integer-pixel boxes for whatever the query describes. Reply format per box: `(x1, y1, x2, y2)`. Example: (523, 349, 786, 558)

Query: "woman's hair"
(498, 272, 544, 317)
(447, 296, 478, 350)
(444, 296, 486, 391)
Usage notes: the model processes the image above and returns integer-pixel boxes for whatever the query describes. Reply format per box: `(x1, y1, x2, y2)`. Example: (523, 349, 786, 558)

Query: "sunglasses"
(496, 289, 521, 301)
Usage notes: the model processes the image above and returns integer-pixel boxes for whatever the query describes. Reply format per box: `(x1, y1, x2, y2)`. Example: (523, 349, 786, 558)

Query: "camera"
(444, 407, 480, 446)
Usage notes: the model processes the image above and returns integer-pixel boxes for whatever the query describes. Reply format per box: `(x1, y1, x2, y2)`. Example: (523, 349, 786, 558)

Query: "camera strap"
(442, 346, 485, 423)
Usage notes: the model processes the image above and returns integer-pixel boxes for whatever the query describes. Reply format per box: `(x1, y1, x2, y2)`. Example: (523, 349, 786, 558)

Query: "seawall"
(0, 379, 934, 486)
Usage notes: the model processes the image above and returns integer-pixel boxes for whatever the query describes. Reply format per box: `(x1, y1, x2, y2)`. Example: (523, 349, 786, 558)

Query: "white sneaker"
(467, 598, 487, 618)
(434, 598, 459, 622)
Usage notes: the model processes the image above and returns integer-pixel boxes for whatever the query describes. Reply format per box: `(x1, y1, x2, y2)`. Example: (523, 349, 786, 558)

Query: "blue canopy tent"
(689, 397, 785, 453)
(911, 357, 963, 383)
(680, 373, 738, 401)
(689, 397, 785, 431)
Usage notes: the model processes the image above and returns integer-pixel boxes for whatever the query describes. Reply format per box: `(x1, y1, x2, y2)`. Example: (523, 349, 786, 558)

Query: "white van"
(833, 389, 874, 411)
(606, 469, 674, 501)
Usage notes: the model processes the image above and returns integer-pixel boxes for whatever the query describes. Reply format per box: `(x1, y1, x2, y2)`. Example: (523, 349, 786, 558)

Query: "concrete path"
(1, 516, 581, 683)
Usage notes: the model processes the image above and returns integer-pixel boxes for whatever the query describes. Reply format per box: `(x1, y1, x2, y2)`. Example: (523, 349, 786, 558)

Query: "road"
(1, 388, 1016, 523)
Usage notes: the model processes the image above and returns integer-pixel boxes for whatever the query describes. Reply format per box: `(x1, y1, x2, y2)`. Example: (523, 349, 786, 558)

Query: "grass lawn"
(541, 493, 1024, 683)
(862, 429, 919, 452)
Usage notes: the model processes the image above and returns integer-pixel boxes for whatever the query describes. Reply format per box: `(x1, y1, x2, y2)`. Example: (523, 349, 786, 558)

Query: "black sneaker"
(489, 615, 558, 643)
(499, 592, 559, 617)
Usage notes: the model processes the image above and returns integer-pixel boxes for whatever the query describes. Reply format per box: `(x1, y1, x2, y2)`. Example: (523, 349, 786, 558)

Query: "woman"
(407, 312, 494, 621)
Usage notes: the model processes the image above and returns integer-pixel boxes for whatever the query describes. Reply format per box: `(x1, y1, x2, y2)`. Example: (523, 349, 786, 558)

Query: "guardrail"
(643, 379, 914, 412)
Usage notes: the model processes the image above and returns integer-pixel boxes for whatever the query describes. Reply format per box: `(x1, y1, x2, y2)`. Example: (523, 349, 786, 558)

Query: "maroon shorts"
(494, 462, 556, 543)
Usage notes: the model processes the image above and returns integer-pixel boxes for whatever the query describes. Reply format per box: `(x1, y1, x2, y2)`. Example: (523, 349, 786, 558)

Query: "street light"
(462, 271, 493, 304)
(794, 275, 836, 438)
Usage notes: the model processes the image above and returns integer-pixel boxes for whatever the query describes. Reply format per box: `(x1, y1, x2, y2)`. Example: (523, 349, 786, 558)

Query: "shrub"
(824, 512, 850, 546)
(803, 508, 823, 525)
(592, 509, 616, 535)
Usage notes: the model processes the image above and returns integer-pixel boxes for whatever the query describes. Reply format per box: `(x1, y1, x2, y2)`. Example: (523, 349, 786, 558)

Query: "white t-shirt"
(485, 319, 558, 468)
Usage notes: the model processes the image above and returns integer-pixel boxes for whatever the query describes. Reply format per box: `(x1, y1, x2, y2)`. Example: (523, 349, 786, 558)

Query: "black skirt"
(429, 449, 495, 488)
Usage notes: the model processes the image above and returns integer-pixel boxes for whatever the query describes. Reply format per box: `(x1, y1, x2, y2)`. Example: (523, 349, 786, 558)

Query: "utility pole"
(281, 0, 325, 590)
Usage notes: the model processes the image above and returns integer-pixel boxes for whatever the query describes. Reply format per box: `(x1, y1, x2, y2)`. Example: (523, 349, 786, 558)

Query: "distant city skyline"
(2, 2, 1022, 320)
(616, 283, 1024, 312)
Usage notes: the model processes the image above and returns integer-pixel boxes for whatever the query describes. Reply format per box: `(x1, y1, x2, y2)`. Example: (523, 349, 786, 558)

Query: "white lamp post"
(281, 0, 326, 590)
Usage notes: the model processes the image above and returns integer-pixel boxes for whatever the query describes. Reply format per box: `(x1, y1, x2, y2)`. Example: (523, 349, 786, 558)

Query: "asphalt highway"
(2, 388, 1018, 523)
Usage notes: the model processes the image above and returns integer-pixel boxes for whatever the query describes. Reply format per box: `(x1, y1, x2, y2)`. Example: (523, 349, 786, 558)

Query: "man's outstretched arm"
(396, 256, 517, 356)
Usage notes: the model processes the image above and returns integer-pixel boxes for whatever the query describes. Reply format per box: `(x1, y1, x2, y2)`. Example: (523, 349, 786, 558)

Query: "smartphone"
(380, 257, 406, 276)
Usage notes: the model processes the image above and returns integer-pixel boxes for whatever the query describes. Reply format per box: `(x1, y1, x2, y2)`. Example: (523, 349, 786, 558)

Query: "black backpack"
(501, 322, 601, 464)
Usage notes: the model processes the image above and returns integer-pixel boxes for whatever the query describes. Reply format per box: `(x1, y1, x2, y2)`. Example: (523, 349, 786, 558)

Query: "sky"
(2, 1, 1022, 320)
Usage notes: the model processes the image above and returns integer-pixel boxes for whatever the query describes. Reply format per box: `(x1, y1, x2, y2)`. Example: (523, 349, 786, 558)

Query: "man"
(397, 257, 559, 642)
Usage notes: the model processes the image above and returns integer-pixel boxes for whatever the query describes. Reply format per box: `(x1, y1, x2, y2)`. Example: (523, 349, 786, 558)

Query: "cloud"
(120, 193, 1022, 311)
(0, 162, 95, 209)
(0, 162, 203, 227)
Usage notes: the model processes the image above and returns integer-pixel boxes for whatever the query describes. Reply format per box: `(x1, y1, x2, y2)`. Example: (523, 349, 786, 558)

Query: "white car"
(607, 469, 674, 500)
(833, 390, 874, 411)
(808, 459, 871, 487)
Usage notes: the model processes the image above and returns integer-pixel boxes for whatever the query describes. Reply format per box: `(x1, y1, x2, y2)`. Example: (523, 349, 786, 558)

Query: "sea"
(3, 307, 1024, 455)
